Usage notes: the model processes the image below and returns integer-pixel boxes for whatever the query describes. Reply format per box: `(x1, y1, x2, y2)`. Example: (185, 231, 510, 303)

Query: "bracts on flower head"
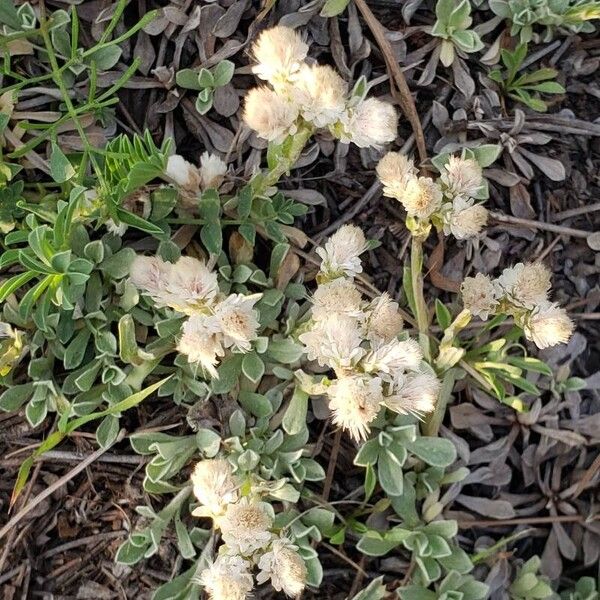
(461, 263, 573, 349)
(244, 25, 397, 150)
(298, 224, 441, 442)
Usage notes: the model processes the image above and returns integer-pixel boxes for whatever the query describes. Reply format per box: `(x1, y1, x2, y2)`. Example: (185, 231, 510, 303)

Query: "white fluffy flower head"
(213, 293, 261, 352)
(190, 459, 238, 518)
(243, 86, 299, 142)
(440, 155, 483, 198)
(444, 197, 488, 239)
(200, 152, 227, 190)
(400, 177, 443, 220)
(461, 273, 498, 320)
(251, 25, 308, 86)
(316, 224, 368, 279)
(524, 302, 574, 349)
(362, 338, 422, 376)
(166, 155, 202, 190)
(198, 554, 254, 600)
(311, 277, 363, 321)
(363, 293, 404, 343)
(299, 313, 364, 371)
(376, 152, 418, 200)
(129, 255, 170, 305)
(495, 262, 551, 309)
(384, 371, 440, 416)
(294, 64, 347, 128)
(177, 315, 224, 378)
(328, 375, 383, 441)
(340, 97, 398, 149)
(218, 497, 273, 555)
(256, 537, 307, 598)
(165, 256, 220, 315)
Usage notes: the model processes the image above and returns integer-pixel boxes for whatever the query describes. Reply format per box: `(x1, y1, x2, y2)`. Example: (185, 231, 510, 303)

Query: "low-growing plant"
(431, 0, 484, 66)
(176, 60, 236, 115)
(488, 43, 566, 112)
(490, 0, 600, 43)
(0, 11, 586, 600)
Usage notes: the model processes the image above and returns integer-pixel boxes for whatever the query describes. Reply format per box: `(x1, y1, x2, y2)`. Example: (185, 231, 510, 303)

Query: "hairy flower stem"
(256, 126, 315, 194)
(410, 237, 431, 362)
(423, 368, 456, 436)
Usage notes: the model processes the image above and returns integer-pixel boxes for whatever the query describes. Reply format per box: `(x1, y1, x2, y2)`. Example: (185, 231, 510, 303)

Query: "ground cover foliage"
(0, 0, 599, 598)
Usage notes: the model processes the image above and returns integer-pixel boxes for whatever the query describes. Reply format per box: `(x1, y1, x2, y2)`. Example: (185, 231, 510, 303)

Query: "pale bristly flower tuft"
(190, 459, 238, 518)
(340, 97, 398, 149)
(311, 277, 363, 321)
(299, 313, 364, 371)
(200, 152, 227, 190)
(129, 255, 171, 306)
(440, 155, 483, 198)
(399, 177, 443, 220)
(166, 154, 202, 190)
(496, 262, 551, 309)
(316, 224, 369, 279)
(213, 293, 261, 352)
(384, 371, 440, 415)
(243, 86, 299, 142)
(256, 536, 308, 598)
(444, 197, 488, 239)
(198, 554, 254, 600)
(165, 256, 220, 314)
(177, 315, 224, 378)
(218, 497, 273, 556)
(524, 302, 574, 349)
(328, 375, 384, 441)
(362, 338, 423, 376)
(376, 152, 418, 200)
(251, 25, 308, 86)
(363, 293, 404, 343)
(294, 64, 348, 128)
(461, 273, 499, 320)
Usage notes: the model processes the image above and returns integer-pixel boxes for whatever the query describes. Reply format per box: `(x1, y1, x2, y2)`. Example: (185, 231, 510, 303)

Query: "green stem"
(410, 237, 431, 362)
(38, 5, 101, 186)
(254, 125, 314, 194)
(422, 368, 456, 437)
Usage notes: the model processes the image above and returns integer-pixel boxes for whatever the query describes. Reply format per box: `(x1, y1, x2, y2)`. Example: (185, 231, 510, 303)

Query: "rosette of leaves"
(430, 0, 484, 67)
(400, 570, 489, 600)
(176, 60, 235, 115)
(488, 44, 565, 112)
(353, 416, 458, 497)
(489, 0, 599, 43)
(223, 408, 325, 490)
(357, 519, 475, 585)
(509, 556, 554, 599)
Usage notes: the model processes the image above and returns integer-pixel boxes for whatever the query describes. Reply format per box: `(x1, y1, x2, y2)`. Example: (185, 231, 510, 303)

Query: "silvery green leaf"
(176, 68, 203, 90)
(195, 429, 221, 457)
(229, 409, 246, 437)
(88, 45, 122, 70)
(50, 141, 75, 183)
(212, 60, 235, 87)
(348, 577, 388, 600)
(377, 448, 404, 496)
(404, 436, 457, 467)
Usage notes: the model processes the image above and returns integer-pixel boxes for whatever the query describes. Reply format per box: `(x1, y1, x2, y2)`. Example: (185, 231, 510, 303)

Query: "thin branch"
(353, 0, 428, 165)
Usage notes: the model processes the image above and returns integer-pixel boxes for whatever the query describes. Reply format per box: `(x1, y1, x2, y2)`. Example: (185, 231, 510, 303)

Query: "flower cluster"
(461, 263, 574, 349)
(191, 459, 307, 599)
(243, 25, 397, 148)
(129, 255, 260, 376)
(376, 152, 489, 239)
(165, 151, 228, 208)
(298, 225, 440, 441)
